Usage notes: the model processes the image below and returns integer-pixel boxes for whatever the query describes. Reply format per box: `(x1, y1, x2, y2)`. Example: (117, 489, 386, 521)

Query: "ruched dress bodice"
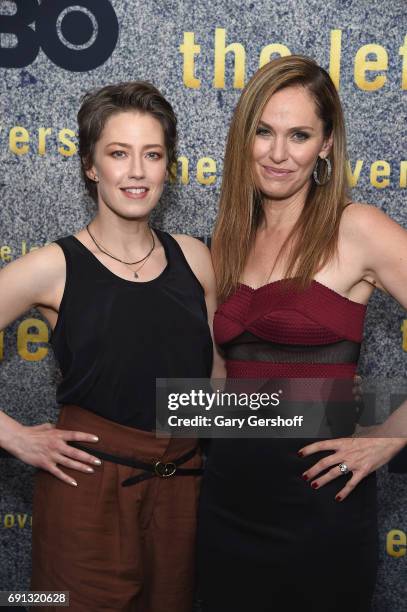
(214, 279, 366, 378)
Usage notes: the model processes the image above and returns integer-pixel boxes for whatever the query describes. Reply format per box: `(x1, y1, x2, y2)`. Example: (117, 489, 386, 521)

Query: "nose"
(128, 153, 145, 180)
(268, 136, 288, 164)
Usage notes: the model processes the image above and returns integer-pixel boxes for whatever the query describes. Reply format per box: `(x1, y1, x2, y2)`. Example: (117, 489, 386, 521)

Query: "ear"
(319, 133, 333, 159)
(83, 158, 99, 182)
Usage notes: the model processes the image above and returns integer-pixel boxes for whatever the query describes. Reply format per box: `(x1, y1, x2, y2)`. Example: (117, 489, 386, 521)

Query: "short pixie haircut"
(77, 81, 177, 202)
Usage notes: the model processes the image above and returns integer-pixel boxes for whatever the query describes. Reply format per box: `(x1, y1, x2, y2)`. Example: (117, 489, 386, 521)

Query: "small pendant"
(134, 272, 139, 279)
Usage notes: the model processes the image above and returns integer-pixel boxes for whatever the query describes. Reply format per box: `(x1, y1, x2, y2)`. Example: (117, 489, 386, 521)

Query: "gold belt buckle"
(154, 460, 176, 478)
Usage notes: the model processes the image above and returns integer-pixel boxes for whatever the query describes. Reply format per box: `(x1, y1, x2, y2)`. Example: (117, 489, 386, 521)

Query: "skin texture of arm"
(342, 203, 407, 299)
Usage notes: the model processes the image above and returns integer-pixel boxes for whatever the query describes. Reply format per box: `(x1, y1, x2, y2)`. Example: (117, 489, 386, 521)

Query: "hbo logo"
(0, 0, 119, 71)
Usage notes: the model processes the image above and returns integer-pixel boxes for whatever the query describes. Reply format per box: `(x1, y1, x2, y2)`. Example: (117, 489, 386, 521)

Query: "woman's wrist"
(0, 411, 26, 454)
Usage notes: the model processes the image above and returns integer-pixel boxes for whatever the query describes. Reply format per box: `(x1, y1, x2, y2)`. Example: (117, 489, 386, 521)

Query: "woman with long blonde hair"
(198, 55, 407, 611)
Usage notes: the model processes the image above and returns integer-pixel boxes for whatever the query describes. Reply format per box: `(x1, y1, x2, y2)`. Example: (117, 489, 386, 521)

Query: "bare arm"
(0, 243, 64, 330)
(300, 204, 407, 499)
(173, 234, 226, 379)
(0, 244, 101, 484)
(355, 203, 407, 303)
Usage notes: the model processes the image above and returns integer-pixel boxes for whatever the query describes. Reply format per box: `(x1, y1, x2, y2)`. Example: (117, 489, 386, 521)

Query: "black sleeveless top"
(51, 229, 213, 430)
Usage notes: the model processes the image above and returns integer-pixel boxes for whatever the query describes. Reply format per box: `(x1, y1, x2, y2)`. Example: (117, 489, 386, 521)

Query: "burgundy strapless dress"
(197, 280, 377, 612)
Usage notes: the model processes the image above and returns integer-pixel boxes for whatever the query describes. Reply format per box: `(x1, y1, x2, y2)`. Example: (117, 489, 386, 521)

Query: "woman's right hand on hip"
(10, 422, 101, 486)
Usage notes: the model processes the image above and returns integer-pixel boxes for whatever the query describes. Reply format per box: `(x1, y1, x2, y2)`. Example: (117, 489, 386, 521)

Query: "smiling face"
(252, 85, 332, 204)
(87, 110, 167, 220)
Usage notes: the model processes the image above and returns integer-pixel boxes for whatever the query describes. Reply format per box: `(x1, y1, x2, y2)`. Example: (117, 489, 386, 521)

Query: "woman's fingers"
(302, 452, 341, 481)
(305, 464, 341, 488)
(58, 428, 99, 444)
(352, 374, 363, 402)
(41, 433, 102, 485)
(300, 436, 404, 500)
(334, 472, 364, 501)
(56, 453, 96, 474)
(304, 457, 364, 501)
(62, 442, 102, 466)
(46, 463, 79, 487)
(56, 429, 101, 466)
(12, 424, 102, 484)
(298, 437, 344, 456)
(51, 431, 102, 476)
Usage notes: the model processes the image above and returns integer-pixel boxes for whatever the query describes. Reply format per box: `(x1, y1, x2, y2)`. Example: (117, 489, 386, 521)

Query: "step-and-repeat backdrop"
(0, 0, 406, 609)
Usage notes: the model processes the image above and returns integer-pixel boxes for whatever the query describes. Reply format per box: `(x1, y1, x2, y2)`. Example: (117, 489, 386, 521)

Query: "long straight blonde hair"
(212, 55, 349, 303)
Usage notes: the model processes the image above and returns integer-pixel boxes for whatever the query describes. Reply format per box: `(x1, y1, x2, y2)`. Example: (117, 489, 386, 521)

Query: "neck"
(261, 183, 309, 232)
(89, 210, 153, 259)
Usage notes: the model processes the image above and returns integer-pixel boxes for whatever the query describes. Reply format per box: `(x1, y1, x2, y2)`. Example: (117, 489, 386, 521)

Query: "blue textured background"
(0, 0, 406, 609)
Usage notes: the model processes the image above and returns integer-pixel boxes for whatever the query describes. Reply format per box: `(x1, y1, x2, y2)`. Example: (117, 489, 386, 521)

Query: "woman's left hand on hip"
(298, 435, 406, 501)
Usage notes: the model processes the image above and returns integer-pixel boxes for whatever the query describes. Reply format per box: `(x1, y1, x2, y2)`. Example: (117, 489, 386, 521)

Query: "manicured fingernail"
(86, 467, 94, 473)
(311, 481, 319, 489)
(301, 474, 309, 481)
(335, 495, 342, 502)
(92, 436, 99, 442)
(71, 480, 77, 487)
(93, 458, 101, 465)
(297, 451, 304, 457)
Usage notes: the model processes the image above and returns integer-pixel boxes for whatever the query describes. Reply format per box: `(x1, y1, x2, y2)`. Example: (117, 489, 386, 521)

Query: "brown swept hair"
(212, 55, 349, 303)
(77, 81, 177, 202)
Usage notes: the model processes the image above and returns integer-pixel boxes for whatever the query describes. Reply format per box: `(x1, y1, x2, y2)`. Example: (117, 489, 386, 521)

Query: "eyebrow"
(105, 142, 165, 148)
(258, 121, 315, 131)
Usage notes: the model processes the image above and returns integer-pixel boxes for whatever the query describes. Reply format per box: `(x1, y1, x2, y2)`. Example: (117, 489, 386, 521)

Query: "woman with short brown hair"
(0, 81, 221, 612)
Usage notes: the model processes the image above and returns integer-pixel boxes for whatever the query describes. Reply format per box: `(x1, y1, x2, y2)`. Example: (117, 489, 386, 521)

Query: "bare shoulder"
(5, 242, 65, 277)
(340, 202, 407, 295)
(172, 234, 215, 290)
(340, 202, 405, 242)
(0, 242, 67, 328)
(172, 234, 211, 257)
(172, 234, 212, 267)
(342, 202, 385, 227)
(0, 242, 66, 303)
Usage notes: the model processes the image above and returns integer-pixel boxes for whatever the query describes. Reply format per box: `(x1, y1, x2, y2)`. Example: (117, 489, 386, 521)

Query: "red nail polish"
(301, 474, 309, 481)
(297, 451, 304, 457)
(335, 495, 342, 502)
(311, 482, 319, 489)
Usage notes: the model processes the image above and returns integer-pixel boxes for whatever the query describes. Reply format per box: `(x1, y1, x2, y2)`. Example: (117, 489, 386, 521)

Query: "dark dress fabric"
(52, 229, 213, 430)
(197, 280, 377, 612)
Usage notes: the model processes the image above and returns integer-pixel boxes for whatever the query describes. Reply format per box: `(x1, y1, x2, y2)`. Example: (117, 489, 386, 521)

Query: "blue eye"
(111, 150, 126, 158)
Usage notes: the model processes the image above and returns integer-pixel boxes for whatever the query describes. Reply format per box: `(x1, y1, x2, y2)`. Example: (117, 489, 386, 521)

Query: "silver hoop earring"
(313, 156, 331, 185)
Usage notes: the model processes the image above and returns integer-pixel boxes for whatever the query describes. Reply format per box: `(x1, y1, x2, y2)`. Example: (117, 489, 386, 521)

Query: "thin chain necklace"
(86, 224, 155, 279)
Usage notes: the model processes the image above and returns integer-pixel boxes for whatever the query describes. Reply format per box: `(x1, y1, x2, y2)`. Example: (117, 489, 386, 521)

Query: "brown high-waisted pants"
(31, 405, 202, 612)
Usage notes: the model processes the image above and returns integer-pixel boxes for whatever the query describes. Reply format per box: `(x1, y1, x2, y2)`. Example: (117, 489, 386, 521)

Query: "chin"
(119, 209, 154, 221)
(260, 188, 294, 201)
(102, 200, 157, 221)
(259, 181, 307, 202)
